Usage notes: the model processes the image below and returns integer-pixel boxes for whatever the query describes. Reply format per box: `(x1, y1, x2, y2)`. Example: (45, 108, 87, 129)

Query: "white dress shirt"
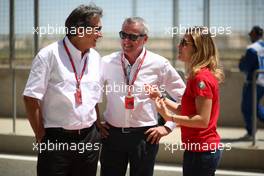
(100, 48, 186, 130)
(23, 36, 101, 130)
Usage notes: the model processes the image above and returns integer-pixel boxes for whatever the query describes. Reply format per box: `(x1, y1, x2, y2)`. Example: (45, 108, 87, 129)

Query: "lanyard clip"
(76, 82, 80, 89)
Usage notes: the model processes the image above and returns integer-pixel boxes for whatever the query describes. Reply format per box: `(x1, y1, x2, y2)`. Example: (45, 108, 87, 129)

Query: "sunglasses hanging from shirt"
(63, 38, 88, 106)
(121, 50, 147, 110)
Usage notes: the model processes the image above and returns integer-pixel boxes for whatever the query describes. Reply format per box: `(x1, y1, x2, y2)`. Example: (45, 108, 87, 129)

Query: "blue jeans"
(183, 150, 222, 176)
(241, 83, 264, 135)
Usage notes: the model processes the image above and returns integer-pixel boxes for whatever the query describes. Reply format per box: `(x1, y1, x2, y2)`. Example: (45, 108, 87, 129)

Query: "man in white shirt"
(98, 17, 186, 176)
(23, 4, 103, 176)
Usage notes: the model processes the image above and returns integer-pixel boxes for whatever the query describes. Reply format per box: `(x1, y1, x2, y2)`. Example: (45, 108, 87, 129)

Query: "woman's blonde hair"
(185, 26, 224, 83)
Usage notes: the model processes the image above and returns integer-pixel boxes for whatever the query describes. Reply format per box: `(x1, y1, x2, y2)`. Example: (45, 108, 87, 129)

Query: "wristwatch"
(160, 93, 166, 100)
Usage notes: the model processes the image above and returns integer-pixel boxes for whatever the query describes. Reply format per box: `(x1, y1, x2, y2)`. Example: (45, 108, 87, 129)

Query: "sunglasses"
(119, 31, 145, 41)
(179, 38, 193, 47)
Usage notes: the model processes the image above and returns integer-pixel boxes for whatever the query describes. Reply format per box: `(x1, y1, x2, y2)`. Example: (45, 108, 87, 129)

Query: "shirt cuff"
(164, 121, 176, 131)
(23, 90, 43, 100)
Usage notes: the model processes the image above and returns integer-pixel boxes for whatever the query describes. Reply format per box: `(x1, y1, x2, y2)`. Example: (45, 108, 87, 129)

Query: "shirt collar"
(123, 47, 146, 66)
(64, 36, 87, 61)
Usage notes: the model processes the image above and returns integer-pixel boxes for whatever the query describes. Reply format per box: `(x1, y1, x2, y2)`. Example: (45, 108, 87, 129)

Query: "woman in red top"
(148, 26, 224, 176)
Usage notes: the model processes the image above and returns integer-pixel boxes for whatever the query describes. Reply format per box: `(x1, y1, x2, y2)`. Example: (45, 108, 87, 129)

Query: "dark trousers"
(183, 150, 222, 176)
(37, 124, 101, 176)
(241, 83, 264, 135)
(100, 126, 159, 176)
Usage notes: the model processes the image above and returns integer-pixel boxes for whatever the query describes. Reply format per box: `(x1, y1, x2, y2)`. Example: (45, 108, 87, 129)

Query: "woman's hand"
(155, 98, 174, 122)
(144, 84, 162, 100)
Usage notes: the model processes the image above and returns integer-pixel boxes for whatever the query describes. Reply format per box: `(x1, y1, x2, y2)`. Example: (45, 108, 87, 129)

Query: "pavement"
(0, 117, 264, 176)
(1, 118, 263, 149)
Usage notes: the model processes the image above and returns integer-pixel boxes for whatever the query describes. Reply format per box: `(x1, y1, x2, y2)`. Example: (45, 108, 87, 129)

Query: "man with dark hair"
(65, 4, 102, 38)
(239, 25, 264, 139)
(23, 4, 103, 176)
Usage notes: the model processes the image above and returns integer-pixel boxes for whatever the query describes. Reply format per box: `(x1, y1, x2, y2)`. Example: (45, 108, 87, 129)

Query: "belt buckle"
(121, 128, 130, 134)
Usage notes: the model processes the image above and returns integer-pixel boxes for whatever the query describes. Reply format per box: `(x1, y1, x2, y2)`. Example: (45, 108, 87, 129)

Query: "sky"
(0, 0, 263, 37)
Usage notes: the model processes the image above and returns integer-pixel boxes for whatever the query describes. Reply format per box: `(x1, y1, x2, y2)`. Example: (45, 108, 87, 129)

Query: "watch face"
(160, 94, 166, 100)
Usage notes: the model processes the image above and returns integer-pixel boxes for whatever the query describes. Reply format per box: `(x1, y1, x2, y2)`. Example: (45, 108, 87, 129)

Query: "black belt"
(45, 124, 94, 135)
(107, 123, 157, 134)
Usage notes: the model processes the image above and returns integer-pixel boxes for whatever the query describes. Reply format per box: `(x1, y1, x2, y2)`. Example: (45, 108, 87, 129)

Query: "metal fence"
(0, 0, 264, 133)
(252, 70, 264, 146)
(1, 0, 264, 67)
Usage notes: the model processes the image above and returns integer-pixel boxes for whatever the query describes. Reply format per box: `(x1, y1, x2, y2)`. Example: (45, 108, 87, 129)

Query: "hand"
(145, 126, 171, 144)
(96, 121, 110, 138)
(35, 127, 45, 143)
(144, 84, 161, 100)
(155, 98, 174, 122)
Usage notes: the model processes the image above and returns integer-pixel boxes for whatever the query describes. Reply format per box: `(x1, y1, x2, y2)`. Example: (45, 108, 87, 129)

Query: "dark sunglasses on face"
(119, 31, 145, 41)
(179, 38, 193, 47)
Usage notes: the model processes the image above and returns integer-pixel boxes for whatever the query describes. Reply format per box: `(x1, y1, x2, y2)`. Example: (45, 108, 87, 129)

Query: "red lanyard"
(121, 50, 147, 93)
(63, 38, 88, 89)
